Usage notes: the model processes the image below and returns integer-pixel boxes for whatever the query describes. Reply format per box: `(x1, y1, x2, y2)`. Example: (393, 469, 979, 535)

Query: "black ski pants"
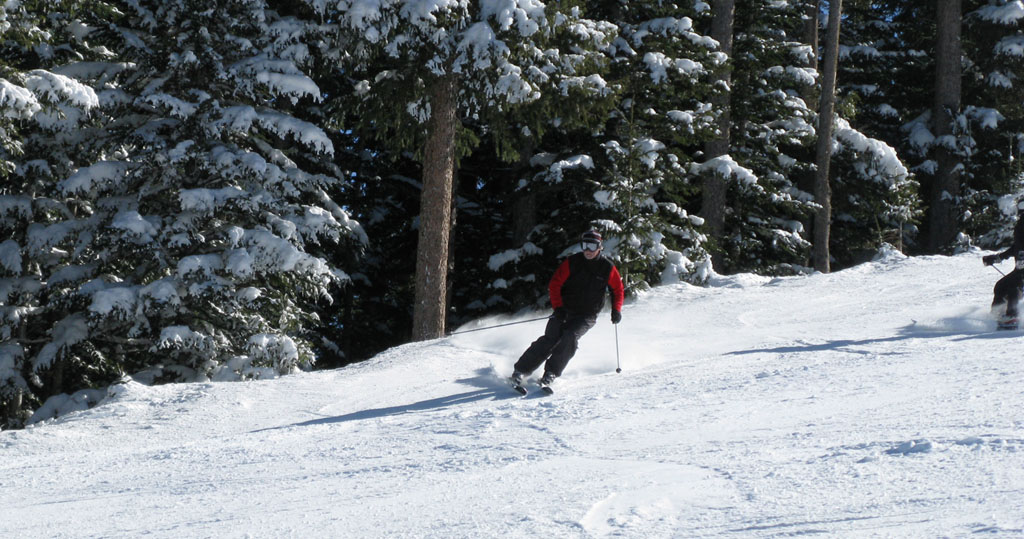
(992, 268, 1024, 317)
(514, 313, 597, 378)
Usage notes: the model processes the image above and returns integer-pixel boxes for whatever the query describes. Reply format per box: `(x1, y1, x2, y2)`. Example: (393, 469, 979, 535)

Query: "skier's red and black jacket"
(548, 252, 625, 317)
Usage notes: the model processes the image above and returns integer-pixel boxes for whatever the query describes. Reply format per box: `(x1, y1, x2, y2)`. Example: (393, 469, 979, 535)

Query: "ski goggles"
(581, 239, 602, 252)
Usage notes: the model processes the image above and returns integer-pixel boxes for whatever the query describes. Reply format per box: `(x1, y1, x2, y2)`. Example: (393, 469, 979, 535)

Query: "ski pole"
(991, 264, 1007, 277)
(614, 323, 622, 373)
(447, 315, 552, 336)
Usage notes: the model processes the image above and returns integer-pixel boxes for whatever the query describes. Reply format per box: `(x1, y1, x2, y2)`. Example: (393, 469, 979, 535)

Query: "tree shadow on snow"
(728, 318, 1017, 357)
(253, 369, 516, 432)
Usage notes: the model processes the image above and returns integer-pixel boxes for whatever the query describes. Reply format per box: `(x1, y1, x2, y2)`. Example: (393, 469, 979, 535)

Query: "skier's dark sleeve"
(548, 259, 571, 308)
(998, 219, 1024, 260)
(607, 265, 624, 312)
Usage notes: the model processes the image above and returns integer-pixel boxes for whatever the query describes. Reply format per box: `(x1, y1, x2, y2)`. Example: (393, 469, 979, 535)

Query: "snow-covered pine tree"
(326, 0, 616, 337)
(2, 0, 365, 426)
(838, 0, 929, 166)
(960, 0, 1024, 248)
(827, 117, 917, 266)
(923, 0, 965, 253)
(839, 1, 1022, 255)
(708, 0, 913, 272)
(1, 0, 106, 428)
(832, 0, 923, 259)
(473, 1, 720, 314)
(701, 0, 818, 274)
(590, 0, 718, 290)
(95, 0, 366, 377)
(797, 0, 918, 268)
(459, 94, 618, 317)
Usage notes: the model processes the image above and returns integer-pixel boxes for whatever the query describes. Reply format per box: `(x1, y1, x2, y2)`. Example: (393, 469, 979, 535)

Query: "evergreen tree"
(593, 0, 718, 290)
(832, 0, 923, 259)
(827, 117, 916, 266)
(319, 136, 422, 356)
(774, 0, 916, 268)
(2, 0, 364, 426)
(1, 0, 105, 428)
(707, 0, 819, 274)
(961, 0, 1024, 247)
(477, 0, 720, 316)
(328, 0, 616, 336)
(838, 1, 1023, 255)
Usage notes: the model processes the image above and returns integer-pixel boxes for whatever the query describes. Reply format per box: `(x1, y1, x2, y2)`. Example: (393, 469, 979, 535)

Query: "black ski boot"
(509, 371, 527, 395)
(539, 372, 557, 395)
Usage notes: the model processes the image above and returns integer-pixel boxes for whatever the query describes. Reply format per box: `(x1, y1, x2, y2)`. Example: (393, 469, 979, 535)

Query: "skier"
(982, 201, 1024, 329)
(511, 229, 625, 392)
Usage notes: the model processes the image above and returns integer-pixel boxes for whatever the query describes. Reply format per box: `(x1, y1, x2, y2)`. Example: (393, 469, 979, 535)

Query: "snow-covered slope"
(3, 252, 1023, 537)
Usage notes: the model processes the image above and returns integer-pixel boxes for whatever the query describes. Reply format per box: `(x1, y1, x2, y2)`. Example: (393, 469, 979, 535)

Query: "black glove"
(611, 309, 622, 324)
(983, 254, 999, 266)
(552, 307, 567, 321)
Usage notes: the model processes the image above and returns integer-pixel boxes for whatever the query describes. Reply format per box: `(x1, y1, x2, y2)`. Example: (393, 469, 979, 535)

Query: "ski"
(508, 374, 555, 396)
(537, 375, 556, 395)
(997, 319, 1019, 331)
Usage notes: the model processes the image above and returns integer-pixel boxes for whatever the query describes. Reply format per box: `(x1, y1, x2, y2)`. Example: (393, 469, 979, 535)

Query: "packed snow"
(3, 251, 1024, 537)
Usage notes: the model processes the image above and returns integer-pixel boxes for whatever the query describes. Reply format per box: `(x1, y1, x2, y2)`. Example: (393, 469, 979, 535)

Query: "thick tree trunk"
(413, 74, 459, 341)
(929, 0, 962, 253)
(701, 0, 735, 272)
(812, 0, 841, 273)
(512, 141, 537, 245)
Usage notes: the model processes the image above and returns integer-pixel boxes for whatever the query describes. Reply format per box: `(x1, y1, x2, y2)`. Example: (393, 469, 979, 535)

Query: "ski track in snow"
(3, 252, 1024, 537)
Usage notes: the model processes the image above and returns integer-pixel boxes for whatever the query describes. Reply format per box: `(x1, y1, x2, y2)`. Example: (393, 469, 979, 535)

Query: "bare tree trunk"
(701, 0, 735, 271)
(445, 181, 457, 321)
(512, 141, 537, 245)
(929, 0, 962, 253)
(53, 360, 64, 394)
(812, 0, 842, 273)
(800, 0, 820, 112)
(5, 326, 28, 428)
(512, 192, 536, 245)
(803, 0, 819, 75)
(413, 74, 459, 341)
(799, 0, 821, 269)
(341, 284, 353, 362)
(4, 389, 22, 429)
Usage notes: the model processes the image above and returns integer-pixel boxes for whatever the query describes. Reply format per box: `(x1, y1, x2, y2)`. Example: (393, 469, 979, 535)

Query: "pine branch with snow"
(1, 0, 366, 426)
